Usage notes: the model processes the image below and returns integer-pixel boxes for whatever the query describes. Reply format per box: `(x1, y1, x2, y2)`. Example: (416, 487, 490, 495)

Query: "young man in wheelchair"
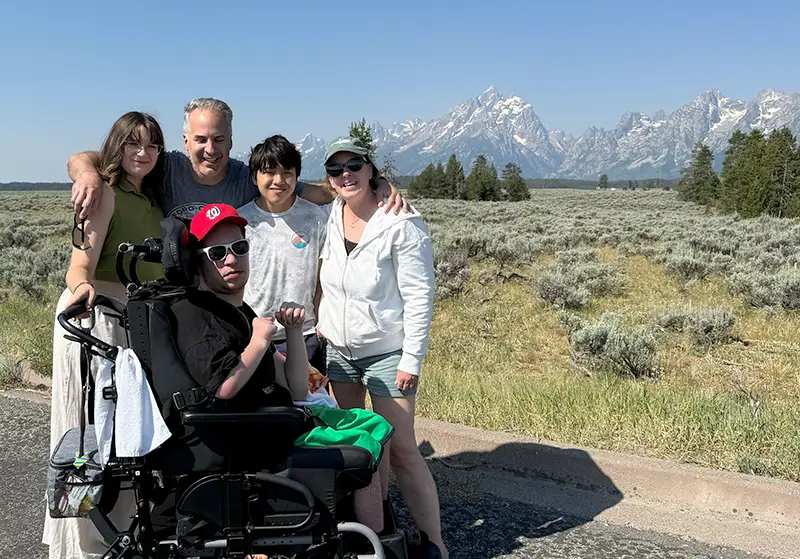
(174, 203, 310, 413)
(177, 203, 392, 535)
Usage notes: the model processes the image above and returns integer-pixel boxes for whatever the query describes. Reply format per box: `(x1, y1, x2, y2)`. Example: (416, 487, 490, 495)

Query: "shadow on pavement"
(389, 439, 623, 558)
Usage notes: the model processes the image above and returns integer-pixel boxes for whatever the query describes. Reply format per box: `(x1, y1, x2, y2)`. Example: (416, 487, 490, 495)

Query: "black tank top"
(344, 237, 358, 255)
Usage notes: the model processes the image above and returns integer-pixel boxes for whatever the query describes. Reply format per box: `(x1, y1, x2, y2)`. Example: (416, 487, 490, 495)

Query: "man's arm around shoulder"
(296, 181, 336, 206)
(68, 151, 104, 219)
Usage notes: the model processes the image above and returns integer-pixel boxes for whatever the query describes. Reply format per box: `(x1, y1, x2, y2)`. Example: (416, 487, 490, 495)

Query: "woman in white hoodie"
(316, 137, 447, 559)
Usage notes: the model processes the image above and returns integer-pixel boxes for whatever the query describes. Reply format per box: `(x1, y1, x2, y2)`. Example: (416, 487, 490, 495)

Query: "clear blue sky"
(2, 0, 799, 182)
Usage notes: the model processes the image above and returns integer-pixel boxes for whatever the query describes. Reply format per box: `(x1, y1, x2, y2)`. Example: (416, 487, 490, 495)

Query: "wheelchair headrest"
(160, 217, 196, 287)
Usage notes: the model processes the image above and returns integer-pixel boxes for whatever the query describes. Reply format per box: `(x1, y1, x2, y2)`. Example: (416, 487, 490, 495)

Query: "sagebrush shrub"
(654, 306, 736, 347)
(653, 308, 690, 332)
(709, 253, 736, 274)
(0, 243, 70, 297)
(537, 247, 626, 308)
(432, 242, 470, 300)
(485, 237, 539, 269)
(684, 308, 736, 346)
(687, 233, 739, 256)
(727, 266, 800, 310)
(564, 312, 659, 379)
(569, 262, 626, 297)
(413, 193, 800, 314)
(537, 271, 589, 309)
(555, 248, 597, 266)
(598, 232, 622, 247)
(661, 246, 712, 281)
(556, 310, 585, 335)
(616, 241, 637, 257)
(0, 225, 39, 249)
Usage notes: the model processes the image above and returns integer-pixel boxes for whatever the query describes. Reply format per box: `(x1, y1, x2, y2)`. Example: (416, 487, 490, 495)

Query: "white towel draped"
(93, 347, 172, 465)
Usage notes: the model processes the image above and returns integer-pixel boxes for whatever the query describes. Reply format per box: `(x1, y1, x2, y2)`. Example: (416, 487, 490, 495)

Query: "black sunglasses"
(325, 157, 366, 177)
(197, 239, 250, 262)
(71, 214, 89, 250)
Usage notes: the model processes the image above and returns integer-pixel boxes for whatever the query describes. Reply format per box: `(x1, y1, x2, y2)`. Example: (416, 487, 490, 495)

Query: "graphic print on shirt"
(291, 230, 309, 249)
(168, 203, 208, 221)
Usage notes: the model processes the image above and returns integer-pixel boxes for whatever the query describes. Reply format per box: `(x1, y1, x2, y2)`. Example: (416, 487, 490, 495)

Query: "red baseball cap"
(190, 203, 248, 241)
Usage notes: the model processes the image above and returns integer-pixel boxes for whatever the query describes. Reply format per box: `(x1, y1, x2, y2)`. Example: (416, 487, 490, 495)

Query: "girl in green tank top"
(64, 112, 167, 309)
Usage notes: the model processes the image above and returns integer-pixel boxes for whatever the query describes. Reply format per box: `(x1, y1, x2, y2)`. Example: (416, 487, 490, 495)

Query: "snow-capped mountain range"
(236, 86, 800, 180)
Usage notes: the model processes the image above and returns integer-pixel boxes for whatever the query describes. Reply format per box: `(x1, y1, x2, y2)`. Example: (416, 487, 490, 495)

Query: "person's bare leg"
(329, 380, 367, 410)
(371, 395, 448, 559)
(329, 381, 387, 532)
(354, 473, 384, 533)
(379, 437, 391, 500)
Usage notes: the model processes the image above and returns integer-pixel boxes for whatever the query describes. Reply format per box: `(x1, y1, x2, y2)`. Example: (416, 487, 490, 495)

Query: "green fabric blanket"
(293, 406, 394, 465)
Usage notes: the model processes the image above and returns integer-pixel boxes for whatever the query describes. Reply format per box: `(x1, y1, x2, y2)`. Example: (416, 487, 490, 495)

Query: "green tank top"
(94, 179, 165, 283)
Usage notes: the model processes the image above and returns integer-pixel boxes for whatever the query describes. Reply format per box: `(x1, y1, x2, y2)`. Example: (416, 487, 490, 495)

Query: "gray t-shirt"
(237, 196, 329, 340)
(160, 151, 304, 220)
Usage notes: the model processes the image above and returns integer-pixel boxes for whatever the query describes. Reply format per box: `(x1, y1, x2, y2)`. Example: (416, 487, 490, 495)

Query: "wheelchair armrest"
(289, 445, 375, 472)
(181, 406, 310, 428)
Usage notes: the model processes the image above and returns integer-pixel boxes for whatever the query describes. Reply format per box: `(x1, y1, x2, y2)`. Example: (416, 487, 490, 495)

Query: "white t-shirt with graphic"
(237, 196, 328, 341)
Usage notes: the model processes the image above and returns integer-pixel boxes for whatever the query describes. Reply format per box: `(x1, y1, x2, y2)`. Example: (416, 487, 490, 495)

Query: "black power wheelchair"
(47, 216, 420, 559)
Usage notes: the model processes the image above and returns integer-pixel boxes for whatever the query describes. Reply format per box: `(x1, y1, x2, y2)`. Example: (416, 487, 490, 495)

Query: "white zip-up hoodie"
(317, 197, 435, 376)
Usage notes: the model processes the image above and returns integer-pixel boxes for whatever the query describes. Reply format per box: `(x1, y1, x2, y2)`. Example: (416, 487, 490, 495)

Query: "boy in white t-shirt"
(237, 135, 330, 370)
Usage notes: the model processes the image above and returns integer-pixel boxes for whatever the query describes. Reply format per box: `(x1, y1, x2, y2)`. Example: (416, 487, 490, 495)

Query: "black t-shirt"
(171, 289, 293, 412)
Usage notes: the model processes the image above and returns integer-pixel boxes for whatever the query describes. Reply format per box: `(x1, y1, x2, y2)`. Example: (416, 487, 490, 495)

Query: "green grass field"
(1, 189, 798, 481)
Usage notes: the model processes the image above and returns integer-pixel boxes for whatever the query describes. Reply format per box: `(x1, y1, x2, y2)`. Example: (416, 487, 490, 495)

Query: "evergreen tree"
(716, 128, 800, 218)
(464, 156, 504, 201)
(717, 131, 748, 214)
(732, 130, 769, 218)
(764, 127, 800, 218)
(381, 152, 398, 188)
(407, 175, 420, 198)
(676, 143, 720, 205)
(444, 154, 465, 199)
(487, 164, 501, 201)
(424, 161, 444, 198)
(501, 162, 530, 201)
(412, 164, 438, 198)
(348, 118, 376, 159)
(465, 155, 489, 201)
(598, 174, 609, 189)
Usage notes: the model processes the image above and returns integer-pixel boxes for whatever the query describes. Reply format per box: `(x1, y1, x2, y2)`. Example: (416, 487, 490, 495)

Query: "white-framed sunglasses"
(197, 239, 250, 262)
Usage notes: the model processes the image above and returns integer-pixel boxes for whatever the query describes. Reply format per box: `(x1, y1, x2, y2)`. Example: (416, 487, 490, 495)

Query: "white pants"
(42, 288, 136, 559)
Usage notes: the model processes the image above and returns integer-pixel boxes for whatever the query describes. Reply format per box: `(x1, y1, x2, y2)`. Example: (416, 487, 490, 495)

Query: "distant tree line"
(0, 182, 70, 191)
(406, 154, 531, 201)
(525, 178, 596, 189)
(596, 175, 677, 191)
(677, 127, 800, 218)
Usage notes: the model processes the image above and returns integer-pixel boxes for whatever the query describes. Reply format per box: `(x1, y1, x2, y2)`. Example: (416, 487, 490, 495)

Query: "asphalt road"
(0, 393, 769, 559)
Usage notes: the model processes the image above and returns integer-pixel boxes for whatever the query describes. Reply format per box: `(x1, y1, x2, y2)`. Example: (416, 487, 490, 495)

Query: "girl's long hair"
(98, 111, 166, 205)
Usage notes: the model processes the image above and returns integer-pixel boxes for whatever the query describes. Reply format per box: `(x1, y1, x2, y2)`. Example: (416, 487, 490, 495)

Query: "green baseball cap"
(324, 136, 373, 165)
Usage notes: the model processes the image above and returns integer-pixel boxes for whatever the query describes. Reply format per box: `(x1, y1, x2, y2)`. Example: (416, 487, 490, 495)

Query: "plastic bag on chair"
(46, 426, 104, 518)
